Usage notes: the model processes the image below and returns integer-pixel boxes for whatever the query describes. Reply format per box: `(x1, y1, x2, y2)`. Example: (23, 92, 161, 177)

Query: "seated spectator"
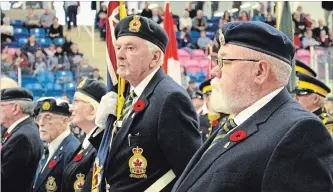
(316, 30, 330, 47)
(304, 14, 313, 29)
(61, 93, 70, 103)
(12, 48, 31, 75)
(1, 17, 14, 43)
(24, 7, 40, 31)
(67, 43, 83, 75)
(44, 43, 57, 57)
(294, 35, 302, 49)
(186, 80, 199, 97)
(141, 2, 152, 19)
(293, 12, 306, 35)
(238, 11, 250, 21)
(265, 13, 276, 27)
(90, 68, 103, 81)
(1, 45, 12, 67)
(180, 66, 191, 89)
(185, 2, 197, 19)
(292, 6, 305, 23)
(192, 10, 208, 32)
(40, 8, 55, 30)
(151, 8, 163, 24)
(180, 10, 192, 32)
(312, 19, 329, 40)
(179, 28, 195, 49)
(22, 34, 41, 57)
(50, 46, 70, 72)
(78, 57, 94, 78)
(32, 48, 48, 75)
(62, 33, 73, 54)
(197, 31, 212, 51)
(96, 4, 107, 25)
(219, 11, 232, 28)
(98, 12, 107, 41)
(302, 29, 320, 49)
(49, 17, 63, 40)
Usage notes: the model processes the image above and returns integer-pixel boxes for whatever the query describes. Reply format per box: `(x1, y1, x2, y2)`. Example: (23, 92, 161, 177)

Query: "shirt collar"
(234, 87, 284, 126)
(48, 129, 71, 159)
(6, 115, 30, 133)
(132, 67, 160, 98)
(82, 126, 98, 150)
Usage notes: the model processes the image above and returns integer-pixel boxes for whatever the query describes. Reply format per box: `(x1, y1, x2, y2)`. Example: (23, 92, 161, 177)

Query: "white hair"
(8, 100, 34, 115)
(242, 48, 292, 86)
(145, 40, 164, 66)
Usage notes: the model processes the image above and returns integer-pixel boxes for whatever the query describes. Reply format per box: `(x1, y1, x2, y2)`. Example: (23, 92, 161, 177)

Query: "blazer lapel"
(35, 135, 71, 190)
(2, 117, 33, 146)
(176, 88, 292, 191)
(108, 68, 166, 162)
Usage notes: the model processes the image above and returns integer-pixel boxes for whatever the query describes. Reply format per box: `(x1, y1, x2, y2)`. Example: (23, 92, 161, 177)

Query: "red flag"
(163, 2, 181, 84)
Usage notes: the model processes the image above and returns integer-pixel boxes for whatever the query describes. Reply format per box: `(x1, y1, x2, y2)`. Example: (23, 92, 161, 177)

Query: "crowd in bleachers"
(1, 6, 104, 103)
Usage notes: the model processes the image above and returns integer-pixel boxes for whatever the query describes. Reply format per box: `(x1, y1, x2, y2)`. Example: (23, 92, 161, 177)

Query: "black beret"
(199, 79, 212, 95)
(295, 60, 317, 77)
(39, 98, 71, 116)
(76, 79, 107, 103)
(34, 97, 56, 117)
(115, 15, 169, 53)
(216, 21, 295, 65)
(191, 91, 203, 100)
(1, 87, 33, 101)
(296, 72, 331, 97)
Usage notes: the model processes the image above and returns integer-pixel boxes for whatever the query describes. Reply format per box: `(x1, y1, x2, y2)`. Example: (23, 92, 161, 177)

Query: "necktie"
(33, 148, 49, 186)
(207, 118, 237, 151)
(119, 90, 136, 121)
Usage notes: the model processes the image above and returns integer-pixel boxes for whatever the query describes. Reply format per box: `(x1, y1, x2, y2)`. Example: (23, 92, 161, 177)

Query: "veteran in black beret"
(172, 21, 333, 192)
(295, 59, 317, 77)
(1, 87, 44, 192)
(89, 15, 201, 192)
(60, 78, 107, 192)
(190, 91, 206, 115)
(295, 72, 333, 136)
(198, 79, 229, 142)
(33, 98, 80, 192)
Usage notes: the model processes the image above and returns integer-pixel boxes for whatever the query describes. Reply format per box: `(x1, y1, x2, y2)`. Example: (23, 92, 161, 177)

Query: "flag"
(276, 2, 296, 93)
(163, 2, 181, 84)
(91, 2, 127, 191)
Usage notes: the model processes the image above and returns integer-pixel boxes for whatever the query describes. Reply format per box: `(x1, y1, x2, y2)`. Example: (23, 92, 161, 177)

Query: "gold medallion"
(128, 146, 147, 179)
(129, 15, 141, 32)
(73, 173, 85, 192)
(42, 101, 51, 110)
(45, 176, 57, 192)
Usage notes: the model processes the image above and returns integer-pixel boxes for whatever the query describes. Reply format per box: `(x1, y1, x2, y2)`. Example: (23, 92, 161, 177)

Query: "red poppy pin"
(4, 132, 12, 140)
(133, 100, 145, 112)
(230, 130, 247, 142)
(211, 120, 219, 127)
(48, 159, 57, 168)
(74, 154, 83, 162)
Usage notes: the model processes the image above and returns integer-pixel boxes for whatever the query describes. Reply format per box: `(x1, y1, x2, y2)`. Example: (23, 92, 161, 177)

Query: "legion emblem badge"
(45, 176, 57, 192)
(129, 15, 141, 32)
(42, 101, 51, 111)
(73, 173, 85, 192)
(129, 146, 147, 179)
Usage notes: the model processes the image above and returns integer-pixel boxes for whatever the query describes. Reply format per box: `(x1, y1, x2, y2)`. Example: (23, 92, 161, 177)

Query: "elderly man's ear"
(253, 60, 270, 85)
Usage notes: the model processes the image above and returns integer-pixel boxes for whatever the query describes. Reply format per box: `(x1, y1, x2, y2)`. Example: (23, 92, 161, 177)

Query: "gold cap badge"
(42, 101, 51, 110)
(218, 29, 225, 46)
(129, 15, 141, 32)
(128, 146, 147, 179)
(77, 78, 87, 89)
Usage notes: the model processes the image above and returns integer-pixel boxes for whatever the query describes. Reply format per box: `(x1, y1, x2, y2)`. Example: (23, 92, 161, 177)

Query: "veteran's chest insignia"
(73, 173, 85, 192)
(129, 146, 147, 179)
(91, 158, 103, 192)
(45, 176, 57, 192)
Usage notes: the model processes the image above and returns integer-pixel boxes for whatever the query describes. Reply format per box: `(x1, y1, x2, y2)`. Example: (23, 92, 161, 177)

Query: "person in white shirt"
(179, 10, 192, 31)
(1, 16, 14, 43)
(172, 21, 333, 192)
(33, 98, 80, 192)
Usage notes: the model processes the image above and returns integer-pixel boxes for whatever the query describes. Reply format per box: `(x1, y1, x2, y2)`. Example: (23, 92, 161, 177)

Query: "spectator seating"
(192, 49, 206, 60)
(3, 42, 18, 48)
(10, 20, 23, 28)
(178, 49, 191, 60)
(14, 28, 29, 38)
(37, 71, 55, 86)
(44, 83, 63, 97)
(22, 75, 38, 87)
(64, 82, 77, 97)
(24, 83, 44, 97)
(55, 70, 74, 83)
(37, 37, 52, 48)
(30, 28, 46, 38)
(54, 37, 65, 46)
(18, 37, 28, 47)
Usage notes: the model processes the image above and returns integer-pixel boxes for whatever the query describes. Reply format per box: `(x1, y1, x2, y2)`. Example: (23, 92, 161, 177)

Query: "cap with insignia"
(114, 15, 169, 53)
(39, 98, 71, 116)
(191, 91, 203, 100)
(295, 60, 317, 77)
(75, 78, 107, 104)
(199, 79, 213, 95)
(217, 21, 295, 65)
(1, 87, 33, 102)
(295, 73, 331, 97)
(34, 97, 57, 118)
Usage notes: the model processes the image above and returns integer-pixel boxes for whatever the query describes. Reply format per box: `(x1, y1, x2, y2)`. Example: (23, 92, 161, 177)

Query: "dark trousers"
(67, 5, 78, 30)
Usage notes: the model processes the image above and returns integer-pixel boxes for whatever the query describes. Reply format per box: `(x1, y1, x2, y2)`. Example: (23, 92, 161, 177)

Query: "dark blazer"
(90, 67, 202, 192)
(61, 144, 96, 192)
(33, 133, 80, 192)
(1, 117, 44, 192)
(199, 112, 229, 142)
(172, 88, 333, 192)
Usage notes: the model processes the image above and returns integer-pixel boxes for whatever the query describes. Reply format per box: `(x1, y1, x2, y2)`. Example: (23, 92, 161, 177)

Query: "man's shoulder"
(155, 77, 190, 100)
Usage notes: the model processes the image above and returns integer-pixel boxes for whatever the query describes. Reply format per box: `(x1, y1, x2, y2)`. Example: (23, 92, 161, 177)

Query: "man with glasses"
(1, 87, 44, 192)
(33, 98, 80, 192)
(172, 21, 333, 192)
(295, 72, 333, 136)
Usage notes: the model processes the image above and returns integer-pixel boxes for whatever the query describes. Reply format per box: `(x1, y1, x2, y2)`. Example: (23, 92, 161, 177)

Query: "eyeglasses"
(72, 99, 90, 105)
(214, 58, 260, 68)
(35, 114, 62, 124)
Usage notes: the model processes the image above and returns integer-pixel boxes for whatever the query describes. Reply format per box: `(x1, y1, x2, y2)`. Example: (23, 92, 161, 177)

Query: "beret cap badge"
(42, 102, 51, 111)
(77, 78, 87, 89)
(129, 15, 141, 32)
(218, 29, 225, 46)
